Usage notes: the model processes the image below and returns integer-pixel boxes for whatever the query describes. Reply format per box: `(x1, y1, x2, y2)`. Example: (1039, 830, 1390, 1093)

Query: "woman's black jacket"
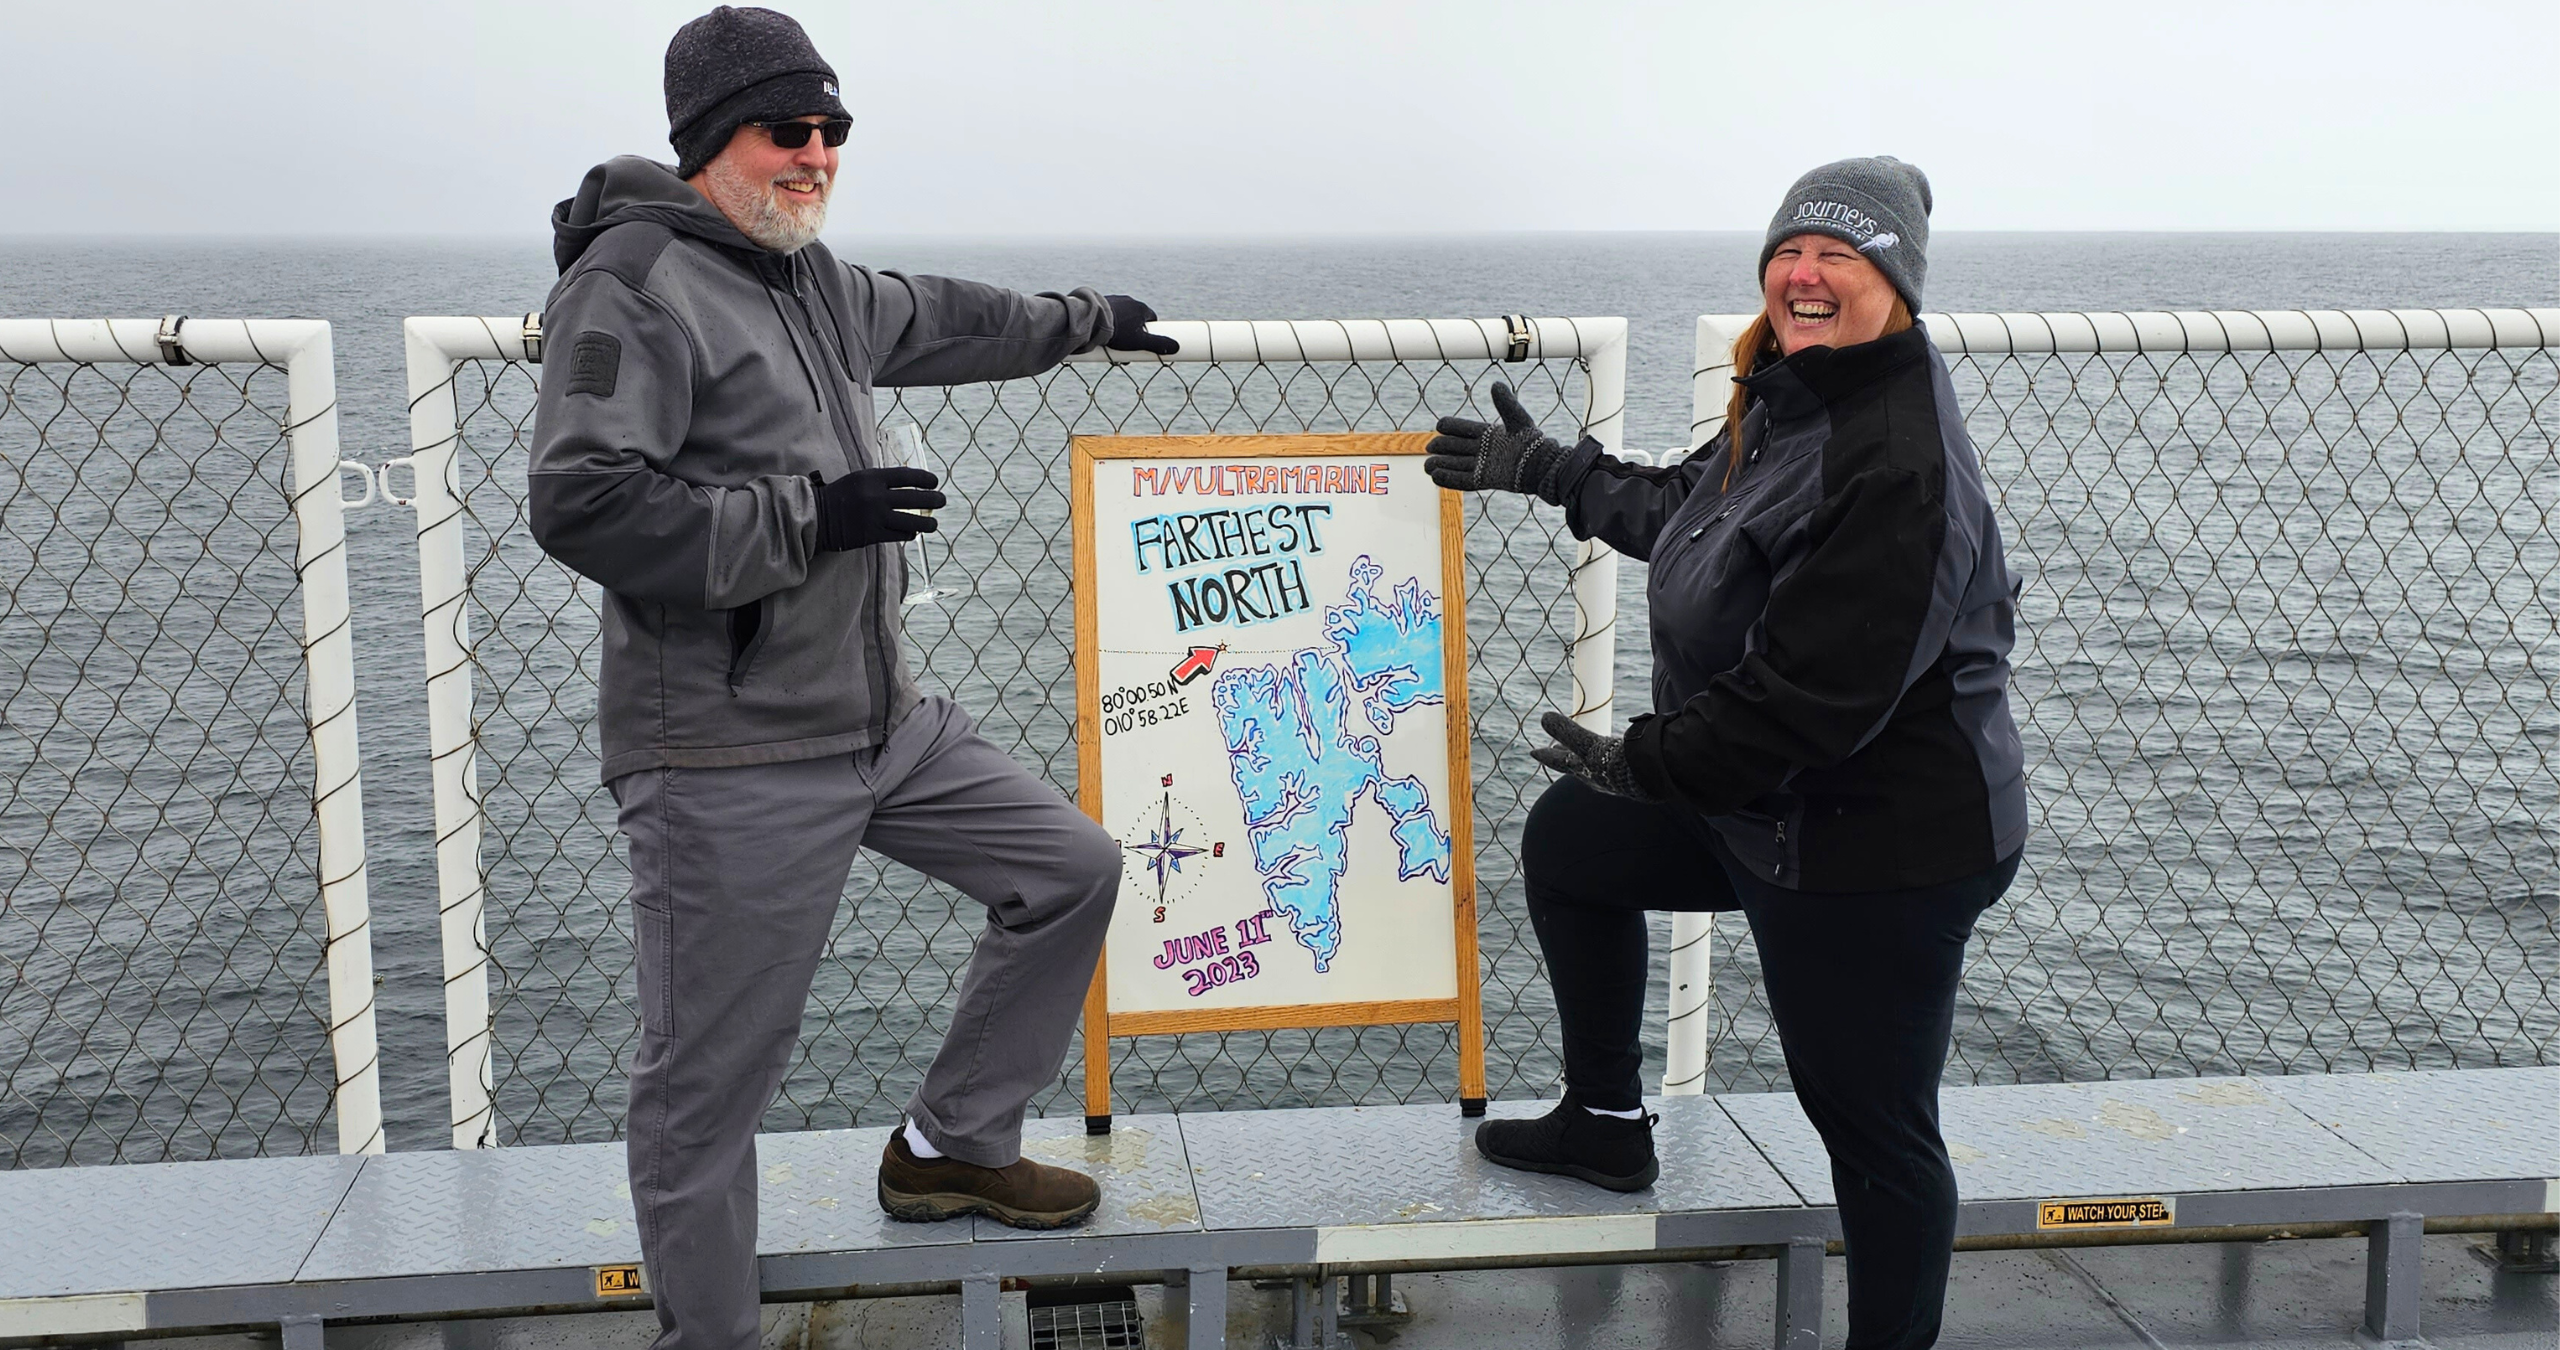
(1560, 325, 2028, 892)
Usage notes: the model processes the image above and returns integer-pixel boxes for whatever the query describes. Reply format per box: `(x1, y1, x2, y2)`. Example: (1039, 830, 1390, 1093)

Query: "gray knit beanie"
(1758, 156, 1933, 312)
(665, 6, 847, 179)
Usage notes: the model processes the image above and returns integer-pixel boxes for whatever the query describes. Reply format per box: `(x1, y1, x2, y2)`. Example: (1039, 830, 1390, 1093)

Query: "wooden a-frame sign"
(1069, 433, 1485, 1126)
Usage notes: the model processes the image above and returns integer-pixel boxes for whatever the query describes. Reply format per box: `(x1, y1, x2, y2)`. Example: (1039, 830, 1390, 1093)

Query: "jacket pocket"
(725, 597, 770, 693)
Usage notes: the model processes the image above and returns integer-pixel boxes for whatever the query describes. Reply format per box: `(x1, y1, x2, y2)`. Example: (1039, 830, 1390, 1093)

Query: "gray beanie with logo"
(665, 6, 848, 179)
(1759, 156, 1933, 312)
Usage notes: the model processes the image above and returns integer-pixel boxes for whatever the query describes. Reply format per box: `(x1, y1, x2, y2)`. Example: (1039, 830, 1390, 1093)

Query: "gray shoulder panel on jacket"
(564, 221, 684, 294)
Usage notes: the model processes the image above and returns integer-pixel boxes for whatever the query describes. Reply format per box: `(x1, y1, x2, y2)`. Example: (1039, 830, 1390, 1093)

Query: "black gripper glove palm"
(1102, 295, 1181, 355)
(1531, 711, 1655, 801)
(1426, 381, 1587, 504)
(813, 466, 944, 552)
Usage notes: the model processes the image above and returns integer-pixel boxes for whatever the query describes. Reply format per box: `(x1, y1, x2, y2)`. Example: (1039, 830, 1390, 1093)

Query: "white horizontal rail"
(406, 313, 1632, 367)
(1921, 306, 2558, 355)
(0, 316, 384, 1156)
(1065, 316, 1628, 365)
(403, 314, 539, 365)
(1689, 306, 2560, 447)
(0, 317, 336, 366)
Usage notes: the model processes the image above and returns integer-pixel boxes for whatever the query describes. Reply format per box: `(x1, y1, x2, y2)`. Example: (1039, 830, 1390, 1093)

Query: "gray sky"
(3, 0, 2553, 236)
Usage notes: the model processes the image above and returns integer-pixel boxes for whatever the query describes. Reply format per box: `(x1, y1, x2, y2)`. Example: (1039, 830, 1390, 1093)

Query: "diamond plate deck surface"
(1937, 1077, 2401, 1199)
(2259, 1067, 2559, 1185)
(979, 1112, 1200, 1241)
(1716, 1092, 1838, 1206)
(755, 1127, 972, 1253)
(0, 1154, 361, 1298)
(1716, 1077, 2408, 1207)
(302, 1129, 969, 1281)
(299, 1142, 641, 1278)
(1182, 1097, 1796, 1232)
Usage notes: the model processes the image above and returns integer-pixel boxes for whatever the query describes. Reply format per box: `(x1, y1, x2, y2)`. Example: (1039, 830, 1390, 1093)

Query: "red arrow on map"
(1169, 645, 1224, 685)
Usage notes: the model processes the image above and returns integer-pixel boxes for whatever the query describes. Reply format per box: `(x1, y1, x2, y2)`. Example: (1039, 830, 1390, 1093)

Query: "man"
(528, 8, 1175, 1346)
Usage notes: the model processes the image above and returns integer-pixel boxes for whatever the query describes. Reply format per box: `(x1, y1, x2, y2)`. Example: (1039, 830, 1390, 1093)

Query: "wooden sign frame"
(1070, 432, 1485, 1126)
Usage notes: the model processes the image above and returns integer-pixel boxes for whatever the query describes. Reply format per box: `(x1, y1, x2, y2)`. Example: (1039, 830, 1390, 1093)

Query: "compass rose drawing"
(1131, 791, 1205, 899)
(1117, 773, 1225, 913)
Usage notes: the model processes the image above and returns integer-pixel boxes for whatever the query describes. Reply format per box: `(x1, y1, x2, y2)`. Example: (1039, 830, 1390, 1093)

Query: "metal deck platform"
(4, 1069, 2552, 1349)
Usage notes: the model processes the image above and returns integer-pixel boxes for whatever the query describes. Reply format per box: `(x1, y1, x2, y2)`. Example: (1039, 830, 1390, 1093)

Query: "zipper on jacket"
(780, 253, 900, 745)
(756, 254, 828, 412)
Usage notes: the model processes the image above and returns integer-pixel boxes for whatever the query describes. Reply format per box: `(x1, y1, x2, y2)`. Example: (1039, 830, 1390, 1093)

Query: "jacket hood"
(551, 155, 760, 274)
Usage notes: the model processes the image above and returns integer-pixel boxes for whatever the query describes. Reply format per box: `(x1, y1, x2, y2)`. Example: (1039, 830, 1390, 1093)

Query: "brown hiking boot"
(876, 1127, 1100, 1230)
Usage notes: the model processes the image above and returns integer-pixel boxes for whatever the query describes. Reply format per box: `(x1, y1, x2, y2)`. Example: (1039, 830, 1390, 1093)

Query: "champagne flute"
(885, 421, 951, 609)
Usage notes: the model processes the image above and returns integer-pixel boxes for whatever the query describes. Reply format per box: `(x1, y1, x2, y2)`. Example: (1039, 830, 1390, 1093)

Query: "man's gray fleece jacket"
(529, 157, 1117, 783)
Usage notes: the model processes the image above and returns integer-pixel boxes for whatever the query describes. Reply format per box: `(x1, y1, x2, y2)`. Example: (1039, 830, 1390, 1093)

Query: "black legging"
(1520, 776, 2017, 1350)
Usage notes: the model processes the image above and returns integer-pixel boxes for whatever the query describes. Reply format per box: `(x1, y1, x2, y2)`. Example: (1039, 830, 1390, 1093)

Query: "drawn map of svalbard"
(1211, 555, 1450, 973)
(1082, 445, 1465, 1017)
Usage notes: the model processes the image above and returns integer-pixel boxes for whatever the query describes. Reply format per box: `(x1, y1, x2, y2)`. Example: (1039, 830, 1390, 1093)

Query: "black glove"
(813, 466, 944, 552)
(1425, 381, 1587, 504)
(1530, 710, 1655, 801)
(1102, 294, 1180, 355)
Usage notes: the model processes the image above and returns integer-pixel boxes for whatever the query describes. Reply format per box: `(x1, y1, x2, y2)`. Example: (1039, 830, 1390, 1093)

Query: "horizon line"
(3, 226, 2556, 245)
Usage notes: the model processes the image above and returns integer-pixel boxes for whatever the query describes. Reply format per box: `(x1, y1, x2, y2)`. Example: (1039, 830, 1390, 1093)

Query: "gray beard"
(702, 160, 828, 253)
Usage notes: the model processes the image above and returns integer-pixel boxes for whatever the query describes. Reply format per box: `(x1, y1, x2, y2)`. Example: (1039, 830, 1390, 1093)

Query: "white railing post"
(273, 321, 388, 1155)
(1555, 319, 1627, 733)
(1661, 314, 1756, 1097)
(399, 317, 532, 1148)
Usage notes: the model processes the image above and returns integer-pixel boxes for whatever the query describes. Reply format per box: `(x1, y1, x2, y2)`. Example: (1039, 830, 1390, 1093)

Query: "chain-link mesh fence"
(1693, 327, 2560, 1092)
(422, 334, 1603, 1144)
(10, 309, 2551, 1165)
(0, 354, 340, 1167)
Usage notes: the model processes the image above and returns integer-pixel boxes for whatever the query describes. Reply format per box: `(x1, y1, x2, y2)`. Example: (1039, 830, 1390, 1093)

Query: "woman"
(1426, 156, 2026, 1350)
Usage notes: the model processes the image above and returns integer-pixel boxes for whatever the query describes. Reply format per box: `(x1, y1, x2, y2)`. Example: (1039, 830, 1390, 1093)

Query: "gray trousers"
(611, 696, 1118, 1350)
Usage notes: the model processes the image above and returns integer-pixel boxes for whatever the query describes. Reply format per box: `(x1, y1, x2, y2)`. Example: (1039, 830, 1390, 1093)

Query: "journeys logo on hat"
(1791, 200, 1889, 245)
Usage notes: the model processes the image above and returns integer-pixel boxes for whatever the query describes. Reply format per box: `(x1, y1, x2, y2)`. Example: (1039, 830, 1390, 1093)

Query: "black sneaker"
(1473, 1094, 1660, 1192)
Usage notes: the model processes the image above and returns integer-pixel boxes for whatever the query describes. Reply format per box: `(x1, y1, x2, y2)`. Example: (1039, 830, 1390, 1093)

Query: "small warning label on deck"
(2037, 1196, 2174, 1229)
(595, 1264, 645, 1296)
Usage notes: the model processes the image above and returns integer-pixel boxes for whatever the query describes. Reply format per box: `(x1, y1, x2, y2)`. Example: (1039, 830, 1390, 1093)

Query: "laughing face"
(1761, 232, 1899, 357)
(692, 114, 838, 254)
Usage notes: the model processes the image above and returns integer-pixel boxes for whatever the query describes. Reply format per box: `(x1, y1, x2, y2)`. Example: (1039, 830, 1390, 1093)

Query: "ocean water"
(2, 231, 2555, 1161)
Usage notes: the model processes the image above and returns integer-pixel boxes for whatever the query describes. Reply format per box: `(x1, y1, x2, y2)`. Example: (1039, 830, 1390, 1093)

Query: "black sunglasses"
(748, 119, 852, 150)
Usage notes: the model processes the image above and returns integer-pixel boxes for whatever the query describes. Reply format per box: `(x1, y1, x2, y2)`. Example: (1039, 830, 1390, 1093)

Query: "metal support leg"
(1339, 1271, 1410, 1334)
(1187, 1265, 1229, 1350)
(1774, 1237, 1823, 1350)
(2492, 1227, 2558, 1273)
(2363, 1211, 2422, 1343)
(1280, 1273, 1343, 1349)
(280, 1317, 325, 1350)
(962, 1274, 1002, 1350)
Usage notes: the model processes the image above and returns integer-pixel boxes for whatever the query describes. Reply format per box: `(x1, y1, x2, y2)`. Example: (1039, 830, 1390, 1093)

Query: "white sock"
(1583, 1103, 1645, 1120)
(902, 1120, 944, 1158)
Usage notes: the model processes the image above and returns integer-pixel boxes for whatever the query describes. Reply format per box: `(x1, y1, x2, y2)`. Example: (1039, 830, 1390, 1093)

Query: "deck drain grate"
(1027, 1289, 1144, 1350)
